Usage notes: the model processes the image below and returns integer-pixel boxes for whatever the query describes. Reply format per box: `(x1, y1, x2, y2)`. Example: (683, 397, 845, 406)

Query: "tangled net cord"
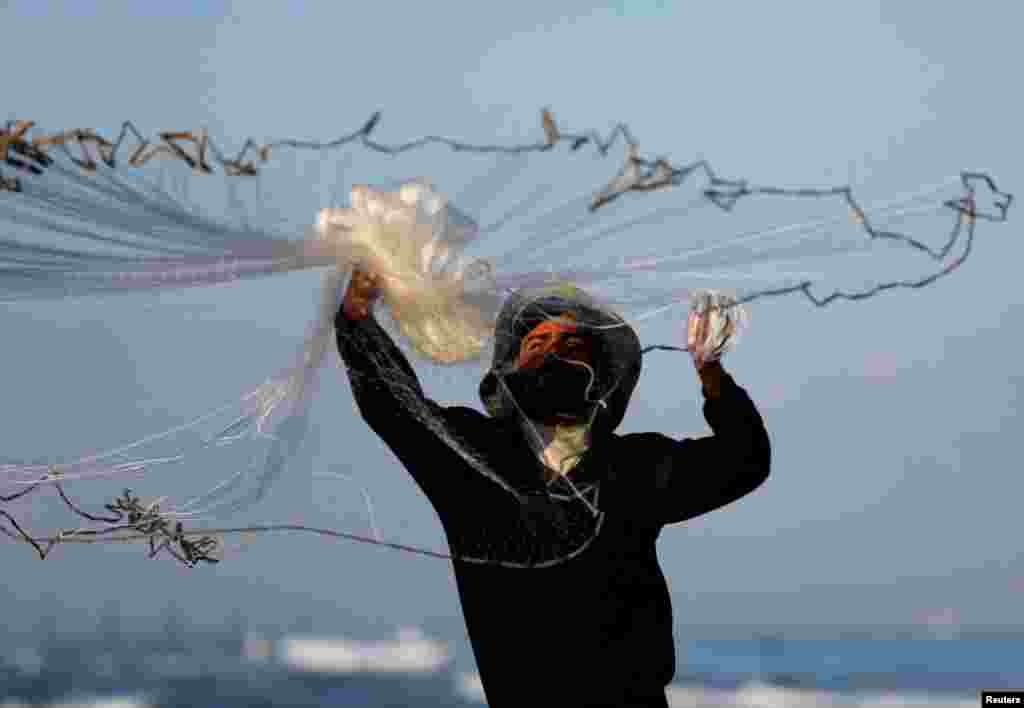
(0, 110, 1014, 567)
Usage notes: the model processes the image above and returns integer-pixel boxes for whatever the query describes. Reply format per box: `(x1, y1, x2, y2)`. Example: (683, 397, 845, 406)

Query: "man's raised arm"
(626, 363, 771, 527)
(334, 271, 485, 508)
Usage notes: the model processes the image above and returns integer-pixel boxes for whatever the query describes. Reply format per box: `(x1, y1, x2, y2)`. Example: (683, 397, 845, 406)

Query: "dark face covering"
(499, 355, 598, 423)
(498, 315, 598, 424)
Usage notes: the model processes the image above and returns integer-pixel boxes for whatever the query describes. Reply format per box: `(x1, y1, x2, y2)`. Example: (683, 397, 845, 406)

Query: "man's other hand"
(342, 269, 384, 320)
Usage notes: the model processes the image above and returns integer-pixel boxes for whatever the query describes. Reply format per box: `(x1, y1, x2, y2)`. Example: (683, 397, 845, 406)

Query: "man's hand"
(696, 359, 725, 400)
(341, 269, 384, 321)
(686, 294, 739, 399)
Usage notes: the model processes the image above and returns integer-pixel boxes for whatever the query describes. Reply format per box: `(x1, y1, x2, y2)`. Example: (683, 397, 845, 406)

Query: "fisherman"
(335, 269, 770, 708)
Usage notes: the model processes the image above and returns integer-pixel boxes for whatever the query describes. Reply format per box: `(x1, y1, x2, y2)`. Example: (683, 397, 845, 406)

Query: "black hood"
(478, 284, 641, 438)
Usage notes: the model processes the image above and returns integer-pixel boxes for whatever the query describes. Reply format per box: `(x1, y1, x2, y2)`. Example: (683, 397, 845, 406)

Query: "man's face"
(516, 314, 595, 371)
(503, 314, 600, 425)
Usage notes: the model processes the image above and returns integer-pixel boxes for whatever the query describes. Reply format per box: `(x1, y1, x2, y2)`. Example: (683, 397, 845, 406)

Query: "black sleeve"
(334, 306, 499, 515)
(627, 372, 771, 526)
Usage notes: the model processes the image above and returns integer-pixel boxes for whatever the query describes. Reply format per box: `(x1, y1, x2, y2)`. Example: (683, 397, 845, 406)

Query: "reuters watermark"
(982, 691, 1024, 705)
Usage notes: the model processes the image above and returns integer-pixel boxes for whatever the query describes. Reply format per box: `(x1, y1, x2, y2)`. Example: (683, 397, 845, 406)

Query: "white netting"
(0, 111, 1009, 566)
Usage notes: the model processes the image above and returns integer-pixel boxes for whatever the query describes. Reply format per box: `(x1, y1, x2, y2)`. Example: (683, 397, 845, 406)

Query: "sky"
(2, 0, 1022, 642)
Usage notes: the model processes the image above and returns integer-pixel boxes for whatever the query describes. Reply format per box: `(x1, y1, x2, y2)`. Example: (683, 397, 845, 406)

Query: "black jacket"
(335, 306, 770, 707)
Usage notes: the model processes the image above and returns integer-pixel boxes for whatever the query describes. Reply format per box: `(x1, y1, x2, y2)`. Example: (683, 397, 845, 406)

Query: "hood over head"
(478, 283, 641, 439)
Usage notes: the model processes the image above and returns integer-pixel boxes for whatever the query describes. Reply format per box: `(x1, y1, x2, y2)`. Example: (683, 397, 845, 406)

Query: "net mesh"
(0, 110, 1012, 566)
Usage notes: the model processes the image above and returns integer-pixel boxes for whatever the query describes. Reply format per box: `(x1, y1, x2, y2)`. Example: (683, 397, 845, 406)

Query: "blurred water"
(2, 627, 1020, 707)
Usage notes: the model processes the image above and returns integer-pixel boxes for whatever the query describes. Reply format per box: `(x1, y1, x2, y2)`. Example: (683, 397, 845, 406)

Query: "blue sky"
(2, 0, 1022, 641)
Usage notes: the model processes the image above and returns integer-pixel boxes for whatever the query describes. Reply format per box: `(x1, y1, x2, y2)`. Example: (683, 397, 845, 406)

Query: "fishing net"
(0, 110, 1012, 566)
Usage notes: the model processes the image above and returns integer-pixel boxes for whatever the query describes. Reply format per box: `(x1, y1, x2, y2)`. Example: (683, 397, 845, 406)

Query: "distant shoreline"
(9, 620, 1024, 643)
(679, 625, 1024, 641)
